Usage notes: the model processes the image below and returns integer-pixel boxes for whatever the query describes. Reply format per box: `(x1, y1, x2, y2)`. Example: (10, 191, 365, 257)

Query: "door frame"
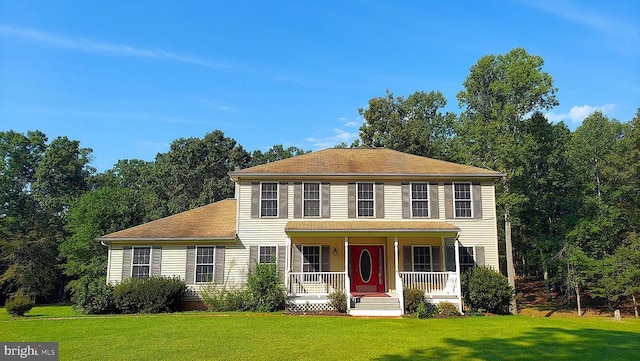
(349, 244, 386, 293)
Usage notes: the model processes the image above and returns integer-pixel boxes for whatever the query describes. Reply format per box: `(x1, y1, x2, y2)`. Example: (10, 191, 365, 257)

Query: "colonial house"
(98, 148, 503, 316)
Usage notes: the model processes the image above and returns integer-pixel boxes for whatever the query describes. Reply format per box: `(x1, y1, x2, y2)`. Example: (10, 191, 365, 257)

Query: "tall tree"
(147, 130, 250, 218)
(567, 111, 627, 258)
(455, 48, 559, 313)
(249, 145, 308, 167)
(358, 90, 456, 161)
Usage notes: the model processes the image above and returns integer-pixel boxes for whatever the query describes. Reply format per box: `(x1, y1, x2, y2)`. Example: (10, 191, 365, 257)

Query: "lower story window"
(132, 247, 151, 278)
(259, 246, 277, 264)
(413, 246, 432, 272)
(459, 247, 475, 273)
(196, 247, 215, 283)
(302, 246, 320, 273)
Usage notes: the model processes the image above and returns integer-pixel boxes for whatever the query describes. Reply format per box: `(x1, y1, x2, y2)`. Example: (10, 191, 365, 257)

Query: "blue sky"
(1, 1, 638, 172)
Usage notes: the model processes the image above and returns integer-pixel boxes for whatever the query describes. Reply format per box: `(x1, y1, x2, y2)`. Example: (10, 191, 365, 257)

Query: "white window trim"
(258, 245, 277, 264)
(301, 245, 322, 273)
(410, 182, 430, 218)
(411, 245, 433, 272)
(356, 182, 375, 218)
(453, 182, 473, 219)
(302, 182, 321, 218)
(260, 182, 279, 218)
(131, 246, 152, 278)
(194, 246, 216, 284)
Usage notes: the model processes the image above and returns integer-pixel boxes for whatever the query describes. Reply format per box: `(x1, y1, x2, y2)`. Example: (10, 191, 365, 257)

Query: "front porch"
(283, 221, 464, 316)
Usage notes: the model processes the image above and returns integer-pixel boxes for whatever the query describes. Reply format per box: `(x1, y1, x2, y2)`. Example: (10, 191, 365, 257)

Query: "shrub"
(462, 266, 513, 314)
(70, 278, 115, 314)
(113, 276, 186, 314)
(6, 290, 35, 316)
(403, 288, 425, 314)
(437, 301, 460, 317)
(246, 263, 286, 312)
(200, 284, 251, 312)
(328, 290, 348, 313)
(416, 302, 438, 319)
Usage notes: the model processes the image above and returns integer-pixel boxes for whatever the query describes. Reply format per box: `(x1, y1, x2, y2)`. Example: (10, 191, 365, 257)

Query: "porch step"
(350, 297, 402, 317)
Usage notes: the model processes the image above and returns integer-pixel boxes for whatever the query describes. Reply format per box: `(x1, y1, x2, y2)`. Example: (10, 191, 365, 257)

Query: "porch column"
(454, 237, 462, 313)
(344, 236, 350, 312)
(395, 236, 404, 315)
(285, 236, 291, 293)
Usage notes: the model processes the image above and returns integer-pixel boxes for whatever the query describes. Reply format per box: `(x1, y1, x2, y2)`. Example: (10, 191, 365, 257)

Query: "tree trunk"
(505, 207, 518, 315)
(541, 249, 550, 301)
(634, 294, 638, 319)
(576, 284, 582, 317)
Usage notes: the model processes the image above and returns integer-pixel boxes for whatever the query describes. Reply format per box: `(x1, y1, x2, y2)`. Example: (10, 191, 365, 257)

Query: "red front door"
(350, 246, 385, 292)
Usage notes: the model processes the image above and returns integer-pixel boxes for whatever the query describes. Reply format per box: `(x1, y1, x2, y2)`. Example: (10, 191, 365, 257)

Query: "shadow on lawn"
(373, 327, 640, 361)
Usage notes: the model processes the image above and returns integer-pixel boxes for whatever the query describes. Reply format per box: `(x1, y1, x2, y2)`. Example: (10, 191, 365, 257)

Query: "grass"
(1, 306, 640, 360)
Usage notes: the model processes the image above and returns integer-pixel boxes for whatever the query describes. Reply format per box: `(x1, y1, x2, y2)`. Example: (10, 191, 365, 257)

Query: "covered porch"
(284, 221, 463, 316)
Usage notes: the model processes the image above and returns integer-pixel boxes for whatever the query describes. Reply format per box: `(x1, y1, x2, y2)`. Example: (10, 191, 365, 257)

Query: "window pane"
(303, 183, 320, 217)
(411, 183, 428, 200)
(133, 247, 151, 265)
(358, 200, 374, 217)
(302, 246, 320, 273)
(132, 266, 150, 278)
(357, 183, 374, 200)
(261, 183, 278, 217)
(413, 247, 431, 272)
(195, 247, 215, 283)
(454, 183, 472, 218)
(259, 246, 277, 264)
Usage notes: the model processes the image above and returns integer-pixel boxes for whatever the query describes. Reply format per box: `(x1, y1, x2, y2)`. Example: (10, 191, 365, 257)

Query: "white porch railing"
(288, 272, 346, 295)
(399, 271, 457, 295)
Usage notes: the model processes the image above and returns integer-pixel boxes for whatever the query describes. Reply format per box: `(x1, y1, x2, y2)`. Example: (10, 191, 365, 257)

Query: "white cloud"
(202, 100, 236, 112)
(0, 24, 227, 68)
(546, 104, 615, 124)
(306, 128, 359, 149)
(519, 0, 636, 37)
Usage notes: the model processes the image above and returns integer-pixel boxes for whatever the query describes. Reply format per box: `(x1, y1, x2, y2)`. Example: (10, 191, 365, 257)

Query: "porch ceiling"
(285, 220, 459, 235)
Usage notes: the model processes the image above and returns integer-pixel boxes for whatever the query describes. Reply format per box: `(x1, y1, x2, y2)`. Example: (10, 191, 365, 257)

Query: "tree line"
(1, 48, 638, 314)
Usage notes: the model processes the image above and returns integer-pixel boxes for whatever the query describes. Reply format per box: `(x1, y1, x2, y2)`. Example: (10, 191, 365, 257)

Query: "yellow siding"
(108, 247, 123, 284)
(160, 246, 186, 280)
(384, 183, 403, 220)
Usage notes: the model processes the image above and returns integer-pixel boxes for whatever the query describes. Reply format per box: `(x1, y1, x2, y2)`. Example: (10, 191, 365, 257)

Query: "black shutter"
(293, 183, 302, 218)
(375, 183, 384, 218)
(214, 246, 225, 284)
(445, 246, 456, 271)
(279, 183, 288, 218)
(475, 246, 485, 266)
(402, 183, 411, 219)
(152, 246, 162, 277)
(122, 247, 132, 280)
(321, 183, 331, 218)
(444, 183, 453, 219)
(403, 246, 412, 272)
(472, 182, 483, 219)
(292, 245, 302, 272)
(249, 246, 258, 265)
(430, 183, 439, 219)
(251, 183, 260, 218)
(432, 246, 441, 272)
(185, 246, 195, 284)
(347, 183, 356, 218)
(321, 246, 330, 272)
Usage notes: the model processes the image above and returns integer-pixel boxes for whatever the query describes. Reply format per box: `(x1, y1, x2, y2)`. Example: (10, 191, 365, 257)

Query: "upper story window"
(196, 246, 215, 283)
(303, 183, 320, 217)
(357, 183, 374, 217)
(259, 246, 277, 264)
(132, 247, 151, 278)
(411, 183, 429, 218)
(454, 182, 472, 218)
(261, 183, 278, 217)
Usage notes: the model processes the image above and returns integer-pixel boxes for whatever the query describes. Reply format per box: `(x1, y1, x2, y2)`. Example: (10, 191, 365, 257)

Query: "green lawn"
(1, 306, 639, 360)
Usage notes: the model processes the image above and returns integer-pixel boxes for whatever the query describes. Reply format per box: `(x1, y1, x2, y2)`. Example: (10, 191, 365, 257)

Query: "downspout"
(100, 240, 111, 285)
(454, 236, 462, 314)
